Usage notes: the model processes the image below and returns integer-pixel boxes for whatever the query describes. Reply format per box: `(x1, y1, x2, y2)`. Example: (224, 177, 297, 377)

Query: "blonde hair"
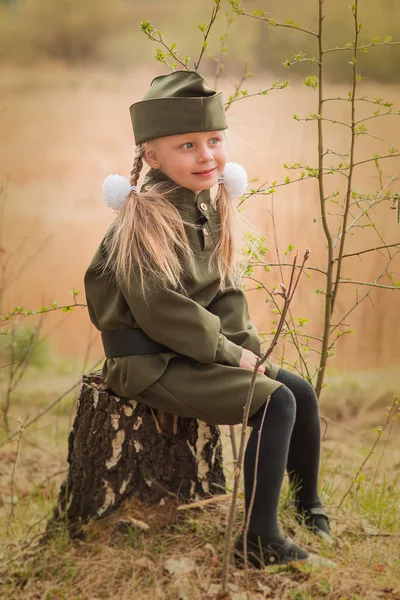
(98, 142, 243, 303)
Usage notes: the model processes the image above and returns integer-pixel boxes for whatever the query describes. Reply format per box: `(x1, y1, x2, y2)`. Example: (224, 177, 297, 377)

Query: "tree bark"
(51, 371, 226, 533)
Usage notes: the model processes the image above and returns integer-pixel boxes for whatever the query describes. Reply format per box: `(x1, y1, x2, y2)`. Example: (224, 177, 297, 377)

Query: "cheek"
(175, 154, 193, 174)
(217, 147, 227, 167)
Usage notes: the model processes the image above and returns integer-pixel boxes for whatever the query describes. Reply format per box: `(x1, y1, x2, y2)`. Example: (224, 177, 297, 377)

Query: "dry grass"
(1, 362, 399, 600)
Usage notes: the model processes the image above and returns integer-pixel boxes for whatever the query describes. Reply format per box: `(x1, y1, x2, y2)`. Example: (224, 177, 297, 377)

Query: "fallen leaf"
(164, 557, 195, 576)
(126, 517, 150, 531)
(134, 557, 153, 569)
(256, 581, 272, 594)
(231, 593, 252, 600)
(207, 583, 221, 595)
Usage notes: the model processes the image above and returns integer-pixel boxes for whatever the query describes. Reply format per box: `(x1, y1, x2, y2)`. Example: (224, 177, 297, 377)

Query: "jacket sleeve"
(207, 277, 263, 358)
(119, 277, 243, 367)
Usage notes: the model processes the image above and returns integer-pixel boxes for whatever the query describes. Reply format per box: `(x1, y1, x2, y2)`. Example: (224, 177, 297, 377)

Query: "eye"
(209, 137, 220, 145)
(181, 142, 193, 149)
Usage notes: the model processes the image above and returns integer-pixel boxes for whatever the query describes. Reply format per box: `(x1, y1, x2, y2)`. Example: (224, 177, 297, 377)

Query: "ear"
(143, 142, 158, 168)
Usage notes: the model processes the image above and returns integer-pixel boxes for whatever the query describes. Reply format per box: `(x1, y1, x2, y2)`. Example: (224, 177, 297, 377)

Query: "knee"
(251, 385, 296, 428)
(297, 378, 320, 413)
(279, 370, 319, 413)
(270, 385, 297, 422)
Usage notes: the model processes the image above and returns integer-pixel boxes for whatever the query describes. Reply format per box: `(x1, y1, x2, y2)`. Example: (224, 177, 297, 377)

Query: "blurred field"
(1, 64, 399, 375)
(1, 0, 400, 82)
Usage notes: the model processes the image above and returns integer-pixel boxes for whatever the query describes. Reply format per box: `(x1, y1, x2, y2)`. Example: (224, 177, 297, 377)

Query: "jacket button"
(203, 227, 209, 236)
(200, 202, 208, 211)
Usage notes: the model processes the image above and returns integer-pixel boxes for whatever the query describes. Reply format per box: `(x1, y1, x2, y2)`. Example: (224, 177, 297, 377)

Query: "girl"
(84, 70, 332, 568)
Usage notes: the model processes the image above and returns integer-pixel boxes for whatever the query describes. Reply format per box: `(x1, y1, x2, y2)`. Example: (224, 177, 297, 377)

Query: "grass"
(1, 362, 400, 599)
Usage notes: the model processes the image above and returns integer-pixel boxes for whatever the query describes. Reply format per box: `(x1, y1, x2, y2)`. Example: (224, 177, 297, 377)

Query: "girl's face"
(146, 130, 227, 195)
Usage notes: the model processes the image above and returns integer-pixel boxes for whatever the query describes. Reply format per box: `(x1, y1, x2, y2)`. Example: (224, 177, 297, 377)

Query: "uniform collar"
(141, 168, 212, 209)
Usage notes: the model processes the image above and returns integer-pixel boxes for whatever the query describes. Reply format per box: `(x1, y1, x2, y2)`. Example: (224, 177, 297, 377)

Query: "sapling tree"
(229, 0, 400, 396)
(140, 0, 400, 398)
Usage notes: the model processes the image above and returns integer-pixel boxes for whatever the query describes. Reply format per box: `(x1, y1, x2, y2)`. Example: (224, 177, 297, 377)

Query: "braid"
(130, 144, 145, 186)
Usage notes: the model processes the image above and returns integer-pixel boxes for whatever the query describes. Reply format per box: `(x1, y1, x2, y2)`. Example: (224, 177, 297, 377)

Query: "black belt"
(101, 328, 174, 358)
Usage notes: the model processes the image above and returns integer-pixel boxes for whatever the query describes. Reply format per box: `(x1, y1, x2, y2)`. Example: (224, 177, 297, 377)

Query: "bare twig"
(7, 417, 28, 532)
(220, 250, 309, 592)
(0, 359, 103, 448)
(177, 494, 230, 511)
(194, 0, 222, 70)
(333, 243, 400, 261)
(338, 397, 400, 509)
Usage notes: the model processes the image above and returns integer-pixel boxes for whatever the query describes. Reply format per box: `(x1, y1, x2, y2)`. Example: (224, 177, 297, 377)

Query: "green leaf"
(140, 19, 155, 34)
(155, 48, 166, 62)
(304, 75, 319, 89)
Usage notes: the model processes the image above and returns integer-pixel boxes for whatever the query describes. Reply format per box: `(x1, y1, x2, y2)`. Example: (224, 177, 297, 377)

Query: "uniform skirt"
(134, 356, 283, 426)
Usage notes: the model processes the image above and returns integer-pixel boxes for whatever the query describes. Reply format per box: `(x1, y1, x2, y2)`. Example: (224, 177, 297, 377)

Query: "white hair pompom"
(102, 174, 134, 211)
(222, 162, 248, 200)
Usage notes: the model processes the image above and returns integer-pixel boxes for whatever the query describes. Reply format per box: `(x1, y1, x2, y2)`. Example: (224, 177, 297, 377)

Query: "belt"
(101, 328, 174, 358)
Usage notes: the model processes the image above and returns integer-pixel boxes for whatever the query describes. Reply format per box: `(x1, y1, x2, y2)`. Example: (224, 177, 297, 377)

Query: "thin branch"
(352, 153, 400, 168)
(224, 81, 288, 110)
(248, 261, 327, 276)
(357, 131, 398, 152)
(338, 397, 400, 510)
(194, 0, 222, 70)
(236, 10, 318, 37)
(330, 255, 397, 334)
(324, 40, 400, 54)
(7, 417, 28, 532)
(355, 111, 399, 126)
(334, 243, 400, 261)
(221, 251, 309, 591)
(338, 279, 399, 290)
(330, 0, 359, 319)
(315, 0, 334, 398)
(0, 359, 103, 448)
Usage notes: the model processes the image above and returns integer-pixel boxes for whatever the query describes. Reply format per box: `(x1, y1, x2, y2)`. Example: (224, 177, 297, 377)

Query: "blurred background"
(1, 0, 400, 382)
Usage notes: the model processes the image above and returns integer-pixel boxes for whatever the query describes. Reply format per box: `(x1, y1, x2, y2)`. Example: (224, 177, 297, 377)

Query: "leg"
(275, 368, 330, 536)
(238, 386, 308, 566)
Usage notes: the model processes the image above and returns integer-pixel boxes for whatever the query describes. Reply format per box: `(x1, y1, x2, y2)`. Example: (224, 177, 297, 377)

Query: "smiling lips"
(193, 167, 217, 176)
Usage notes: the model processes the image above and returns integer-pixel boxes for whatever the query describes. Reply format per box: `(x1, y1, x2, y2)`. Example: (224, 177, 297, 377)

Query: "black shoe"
(296, 506, 332, 542)
(234, 533, 309, 569)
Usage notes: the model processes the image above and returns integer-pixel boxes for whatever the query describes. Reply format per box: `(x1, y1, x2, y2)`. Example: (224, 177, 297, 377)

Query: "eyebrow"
(178, 133, 221, 143)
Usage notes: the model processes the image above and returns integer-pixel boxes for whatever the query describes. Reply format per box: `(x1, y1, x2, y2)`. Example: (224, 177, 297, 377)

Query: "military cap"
(130, 70, 227, 144)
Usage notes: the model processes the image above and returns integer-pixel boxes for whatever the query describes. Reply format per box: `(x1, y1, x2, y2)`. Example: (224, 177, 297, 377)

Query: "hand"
(239, 348, 266, 374)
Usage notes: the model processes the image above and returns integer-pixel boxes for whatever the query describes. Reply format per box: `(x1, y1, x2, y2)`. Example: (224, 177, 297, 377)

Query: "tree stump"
(52, 370, 226, 533)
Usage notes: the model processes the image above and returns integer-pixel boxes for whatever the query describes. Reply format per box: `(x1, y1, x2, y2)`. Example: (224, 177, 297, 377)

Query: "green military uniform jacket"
(84, 168, 281, 425)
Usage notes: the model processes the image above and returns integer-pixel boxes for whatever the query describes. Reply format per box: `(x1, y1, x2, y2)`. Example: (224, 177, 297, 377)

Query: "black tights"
(244, 368, 323, 546)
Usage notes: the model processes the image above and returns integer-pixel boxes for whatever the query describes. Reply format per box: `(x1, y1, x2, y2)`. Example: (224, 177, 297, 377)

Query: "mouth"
(193, 167, 217, 176)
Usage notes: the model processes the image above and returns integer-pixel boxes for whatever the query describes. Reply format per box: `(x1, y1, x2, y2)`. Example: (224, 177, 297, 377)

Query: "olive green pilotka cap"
(129, 70, 228, 144)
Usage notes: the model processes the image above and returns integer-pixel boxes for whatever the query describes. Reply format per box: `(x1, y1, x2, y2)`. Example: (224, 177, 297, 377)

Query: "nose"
(197, 144, 213, 163)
